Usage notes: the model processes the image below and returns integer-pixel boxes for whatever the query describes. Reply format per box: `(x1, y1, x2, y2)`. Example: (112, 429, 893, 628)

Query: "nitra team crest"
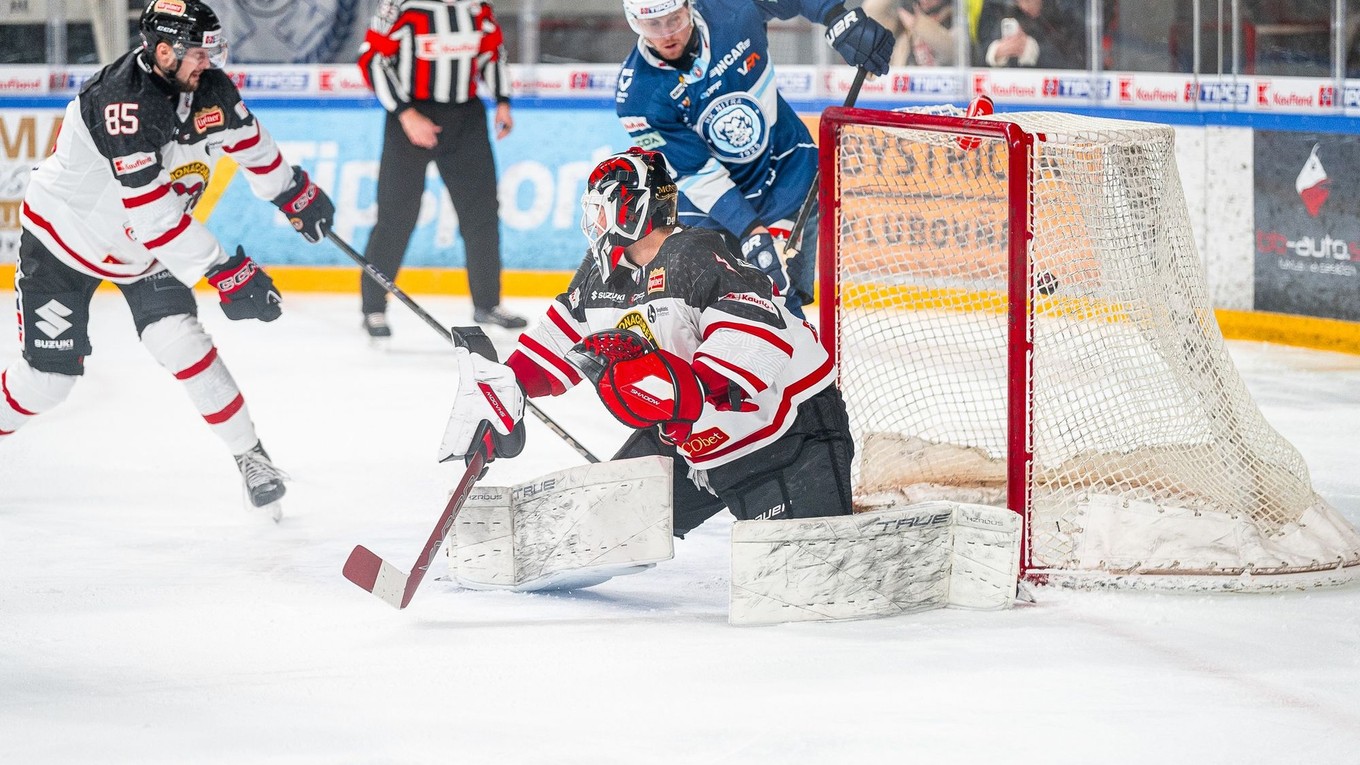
(699, 93, 769, 164)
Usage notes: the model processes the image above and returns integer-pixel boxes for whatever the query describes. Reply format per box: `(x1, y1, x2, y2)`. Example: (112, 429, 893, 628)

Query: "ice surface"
(2, 291, 1358, 764)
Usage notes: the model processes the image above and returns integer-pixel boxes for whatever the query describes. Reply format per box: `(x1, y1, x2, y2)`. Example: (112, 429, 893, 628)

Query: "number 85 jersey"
(21, 49, 295, 286)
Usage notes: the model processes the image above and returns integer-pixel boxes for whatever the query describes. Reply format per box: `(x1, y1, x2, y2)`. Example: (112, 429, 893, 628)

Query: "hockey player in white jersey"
(0, 0, 335, 518)
(439, 148, 855, 536)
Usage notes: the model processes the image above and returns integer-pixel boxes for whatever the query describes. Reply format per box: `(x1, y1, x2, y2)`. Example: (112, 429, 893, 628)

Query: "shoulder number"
(104, 103, 139, 135)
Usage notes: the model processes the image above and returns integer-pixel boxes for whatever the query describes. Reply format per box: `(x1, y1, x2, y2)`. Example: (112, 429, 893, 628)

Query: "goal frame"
(817, 105, 1038, 576)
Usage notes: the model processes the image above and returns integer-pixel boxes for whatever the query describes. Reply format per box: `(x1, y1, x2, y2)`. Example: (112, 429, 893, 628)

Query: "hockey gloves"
(272, 165, 335, 244)
(566, 329, 703, 430)
(739, 230, 789, 294)
(823, 4, 893, 76)
(438, 346, 527, 463)
(207, 246, 282, 322)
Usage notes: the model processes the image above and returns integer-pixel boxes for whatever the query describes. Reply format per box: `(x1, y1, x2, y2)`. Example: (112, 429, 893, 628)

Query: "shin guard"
(140, 315, 257, 454)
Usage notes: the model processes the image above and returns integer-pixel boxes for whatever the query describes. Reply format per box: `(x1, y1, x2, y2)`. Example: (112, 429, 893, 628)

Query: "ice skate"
(362, 312, 392, 345)
(235, 441, 287, 521)
(473, 306, 527, 330)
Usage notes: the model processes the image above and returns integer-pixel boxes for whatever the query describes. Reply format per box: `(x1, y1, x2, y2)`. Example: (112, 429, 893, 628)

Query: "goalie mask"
(139, 0, 229, 69)
(580, 148, 678, 280)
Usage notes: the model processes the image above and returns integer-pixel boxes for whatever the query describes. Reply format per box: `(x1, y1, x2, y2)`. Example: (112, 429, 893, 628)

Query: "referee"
(357, 0, 527, 337)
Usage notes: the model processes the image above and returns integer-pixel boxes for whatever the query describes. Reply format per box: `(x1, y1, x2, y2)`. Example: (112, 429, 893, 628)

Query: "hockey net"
(818, 106, 1360, 590)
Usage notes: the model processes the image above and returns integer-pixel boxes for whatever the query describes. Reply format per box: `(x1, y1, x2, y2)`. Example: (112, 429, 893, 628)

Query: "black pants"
(614, 385, 856, 537)
(16, 230, 197, 376)
(362, 100, 503, 314)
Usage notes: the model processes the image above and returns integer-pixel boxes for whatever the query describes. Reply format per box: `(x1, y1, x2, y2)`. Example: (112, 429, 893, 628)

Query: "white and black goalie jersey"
(508, 228, 836, 469)
(21, 49, 295, 286)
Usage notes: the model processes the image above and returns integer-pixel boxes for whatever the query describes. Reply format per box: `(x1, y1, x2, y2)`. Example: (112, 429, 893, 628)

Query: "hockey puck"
(1035, 270, 1059, 295)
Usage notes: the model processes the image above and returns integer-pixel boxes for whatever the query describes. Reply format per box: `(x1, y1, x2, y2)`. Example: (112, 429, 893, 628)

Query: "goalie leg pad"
(729, 501, 1021, 626)
(448, 456, 675, 591)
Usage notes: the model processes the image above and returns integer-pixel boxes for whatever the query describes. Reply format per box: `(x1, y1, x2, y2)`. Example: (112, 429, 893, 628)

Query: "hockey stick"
(325, 229, 600, 464)
(343, 421, 493, 609)
(783, 66, 869, 265)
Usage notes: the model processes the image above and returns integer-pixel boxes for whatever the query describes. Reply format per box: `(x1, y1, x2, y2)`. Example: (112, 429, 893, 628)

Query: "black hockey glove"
(207, 246, 282, 322)
(739, 230, 789, 293)
(823, 4, 893, 76)
(272, 165, 335, 244)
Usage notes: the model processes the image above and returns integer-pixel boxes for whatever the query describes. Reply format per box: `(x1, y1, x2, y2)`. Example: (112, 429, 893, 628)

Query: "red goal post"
(815, 105, 1360, 590)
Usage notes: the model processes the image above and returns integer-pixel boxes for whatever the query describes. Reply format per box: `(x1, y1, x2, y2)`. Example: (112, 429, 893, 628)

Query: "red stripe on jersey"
(204, 393, 245, 425)
(694, 352, 768, 394)
(505, 349, 558, 397)
(393, 10, 432, 100)
(142, 214, 191, 250)
(245, 153, 283, 175)
(174, 347, 219, 380)
(545, 303, 583, 343)
(685, 353, 835, 465)
(122, 183, 171, 209)
(518, 334, 583, 387)
(21, 202, 157, 279)
(2, 371, 37, 416)
(702, 320, 794, 357)
(224, 127, 261, 153)
(363, 27, 400, 57)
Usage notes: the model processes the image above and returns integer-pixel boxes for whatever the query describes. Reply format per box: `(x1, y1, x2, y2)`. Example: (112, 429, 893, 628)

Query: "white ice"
(2, 291, 1358, 764)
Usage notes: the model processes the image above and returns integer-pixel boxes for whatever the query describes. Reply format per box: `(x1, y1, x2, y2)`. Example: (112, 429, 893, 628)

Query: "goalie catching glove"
(206, 246, 282, 322)
(565, 329, 712, 430)
(271, 165, 335, 244)
(437, 346, 527, 463)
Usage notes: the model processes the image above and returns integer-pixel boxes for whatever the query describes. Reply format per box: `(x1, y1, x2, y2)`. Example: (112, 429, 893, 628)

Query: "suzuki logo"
(35, 300, 73, 339)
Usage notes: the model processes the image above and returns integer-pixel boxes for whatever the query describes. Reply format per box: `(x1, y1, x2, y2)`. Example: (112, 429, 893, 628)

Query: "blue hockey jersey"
(615, 0, 840, 238)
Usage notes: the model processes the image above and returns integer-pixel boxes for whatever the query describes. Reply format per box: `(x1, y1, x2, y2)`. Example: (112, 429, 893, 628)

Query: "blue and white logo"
(699, 93, 768, 164)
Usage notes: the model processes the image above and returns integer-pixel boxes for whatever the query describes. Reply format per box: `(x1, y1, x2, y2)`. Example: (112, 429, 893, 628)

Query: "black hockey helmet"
(139, 0, 228, 67)
(580, 147, 678, 279)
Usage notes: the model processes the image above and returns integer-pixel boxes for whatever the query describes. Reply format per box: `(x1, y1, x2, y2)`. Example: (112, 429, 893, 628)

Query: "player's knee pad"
(139, 313, 214, 373)
(2, 358, 78, 418)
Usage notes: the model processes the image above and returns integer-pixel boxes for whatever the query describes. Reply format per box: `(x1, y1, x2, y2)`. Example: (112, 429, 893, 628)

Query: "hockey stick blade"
(342, 423, 493, 610)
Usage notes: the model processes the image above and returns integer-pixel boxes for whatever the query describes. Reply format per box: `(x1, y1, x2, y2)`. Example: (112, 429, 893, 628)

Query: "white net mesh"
(828, 108, 1360, 588)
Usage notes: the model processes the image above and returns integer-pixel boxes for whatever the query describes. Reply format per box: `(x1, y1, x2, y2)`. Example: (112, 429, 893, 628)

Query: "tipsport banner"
(1254, 132, 1360, 322)
(207, 104, 632, 271)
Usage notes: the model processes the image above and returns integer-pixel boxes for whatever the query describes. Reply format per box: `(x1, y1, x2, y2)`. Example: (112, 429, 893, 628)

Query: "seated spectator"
(976, 0, 1085, 68)
(864, 0, 963, 66)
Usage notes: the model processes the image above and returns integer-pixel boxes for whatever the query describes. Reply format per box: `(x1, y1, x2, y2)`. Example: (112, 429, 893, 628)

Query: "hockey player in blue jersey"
(615, 0, 891, 319)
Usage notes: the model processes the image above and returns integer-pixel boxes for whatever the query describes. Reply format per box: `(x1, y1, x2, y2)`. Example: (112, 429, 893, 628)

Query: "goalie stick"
(325, 229, 600, 464)
(343, 420, 494, 609)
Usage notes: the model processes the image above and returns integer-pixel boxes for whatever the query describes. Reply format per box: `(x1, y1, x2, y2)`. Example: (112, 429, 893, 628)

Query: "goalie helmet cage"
(817, 105, 1360, 591)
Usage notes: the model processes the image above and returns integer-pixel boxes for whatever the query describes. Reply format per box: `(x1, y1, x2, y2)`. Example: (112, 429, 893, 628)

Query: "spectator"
(356, 0, 527, 338)
(863, 0, 961, 66)
(976, 0, 1085, 68)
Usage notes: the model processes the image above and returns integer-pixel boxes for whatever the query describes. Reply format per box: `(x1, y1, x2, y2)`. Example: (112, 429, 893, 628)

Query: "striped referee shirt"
(358, 0, 511, 113)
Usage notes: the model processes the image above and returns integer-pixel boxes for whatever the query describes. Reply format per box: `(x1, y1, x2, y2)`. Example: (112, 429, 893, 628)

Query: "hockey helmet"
(580, 147, 678, 280)
(622, 0, 692, 37)
(139, 0, 228, 68)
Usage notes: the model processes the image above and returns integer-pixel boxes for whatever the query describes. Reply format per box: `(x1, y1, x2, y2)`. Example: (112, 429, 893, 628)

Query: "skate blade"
(258, 501, 283, 523)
